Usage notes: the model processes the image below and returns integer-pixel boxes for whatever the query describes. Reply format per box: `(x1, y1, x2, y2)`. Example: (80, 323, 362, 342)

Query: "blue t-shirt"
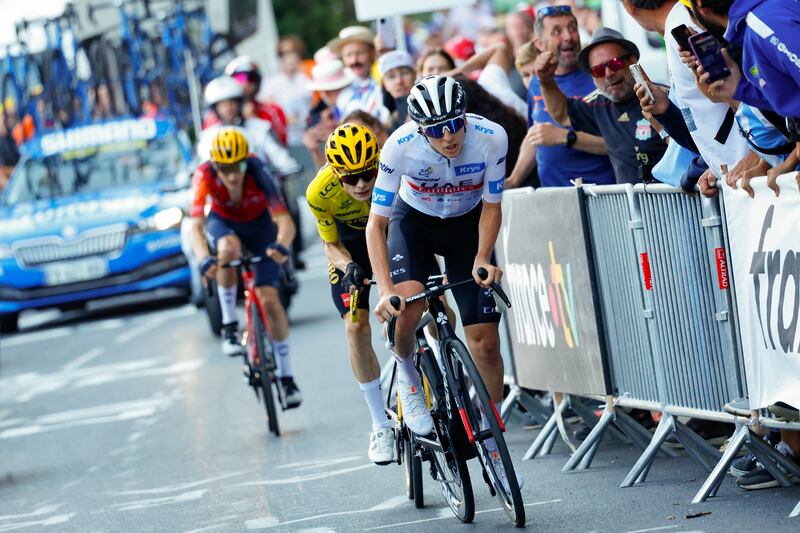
(527, 70, 615, 187)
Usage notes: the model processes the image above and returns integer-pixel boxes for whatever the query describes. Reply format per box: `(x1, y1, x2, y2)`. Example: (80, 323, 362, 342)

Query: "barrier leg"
(570, 398, 628, 443)
(562, 407, 615, 472)
(500, 385, 522, 423)
(692, 424, 748, 503)
(790, 499, 800, 518)
(541, 424, 560, 456)
(620, 414, 674, 487)
(747, 431, 795, 487)
(614, 409, 679, 457)
(673, 420, 723, 473)
(522, 400, 564, 460)
(517, 391, 555, 426)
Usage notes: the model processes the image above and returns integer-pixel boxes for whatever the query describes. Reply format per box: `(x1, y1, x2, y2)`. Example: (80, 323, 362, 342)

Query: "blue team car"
(0, 118, 196, 333)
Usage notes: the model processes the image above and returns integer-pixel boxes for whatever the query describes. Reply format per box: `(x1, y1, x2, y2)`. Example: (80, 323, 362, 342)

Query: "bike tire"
(204, 279, 223, 336)
(115, 42, 142, 117)
(418, 347, 475, 523)
(89, 38, 128, 117)
(43, 48, 74, 127)
(448, 340, 525, 527)
(251, 302, 280, 436)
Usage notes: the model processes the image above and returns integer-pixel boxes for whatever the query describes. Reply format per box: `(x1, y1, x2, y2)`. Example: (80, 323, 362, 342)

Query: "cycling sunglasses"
(336, 161, 379, 186)
(590, 55, 632, 78)
(421, 117, 466, 139)
(537, 5, 572, 17)
(213, 161, 247, 175)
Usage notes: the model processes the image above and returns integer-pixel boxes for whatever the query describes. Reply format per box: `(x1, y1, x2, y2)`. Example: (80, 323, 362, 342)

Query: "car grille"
(13, 223, 128, 266)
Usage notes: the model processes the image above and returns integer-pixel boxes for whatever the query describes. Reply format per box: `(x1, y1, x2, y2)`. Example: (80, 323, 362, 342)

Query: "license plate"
(44, 258, 109, 286)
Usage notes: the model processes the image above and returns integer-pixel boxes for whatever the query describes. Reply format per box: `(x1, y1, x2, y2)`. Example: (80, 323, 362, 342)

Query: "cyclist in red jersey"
(190, 129, 302, 407)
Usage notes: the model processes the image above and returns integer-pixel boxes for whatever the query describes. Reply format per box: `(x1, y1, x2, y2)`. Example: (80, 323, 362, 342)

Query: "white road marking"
(112, 489, 206, 511)
(115, 318, 163, 344)
(297, 529, 338, 533)
(0, 505, 64, 521)
(0, 327, 73, 348)
(93, 318, 126, 331)
(115, 472, 246, 496)
(276, 455, 361, 471)
(62, 347, 104, 371)
(244, 517, 280, 529)
(624, 527, 680, 533)
(254, 495, 425, 529)
(184, 525, 231, 533)
(363, 498, 564, 530)
(0, 514, 74, 532)
(0, 394, 173, 440)
(238, 464, 374, 486)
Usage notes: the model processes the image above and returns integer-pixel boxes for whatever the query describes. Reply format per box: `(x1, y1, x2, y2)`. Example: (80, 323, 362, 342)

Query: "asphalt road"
(1, 248, 799, 532)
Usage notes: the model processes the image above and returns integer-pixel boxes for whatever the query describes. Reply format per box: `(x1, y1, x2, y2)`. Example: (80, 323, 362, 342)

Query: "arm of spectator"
(528, 123, 607, 155)
(506, 127, 537, 189)
(447, 43, 514, 77)
(535, 51, 569, 126)
(651, 99, 700, 153)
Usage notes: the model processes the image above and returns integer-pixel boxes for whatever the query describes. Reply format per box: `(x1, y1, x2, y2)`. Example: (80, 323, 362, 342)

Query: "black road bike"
(384, 268, 525, 527)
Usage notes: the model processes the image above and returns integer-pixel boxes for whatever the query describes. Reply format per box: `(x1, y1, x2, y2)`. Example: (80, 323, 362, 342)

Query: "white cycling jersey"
(372, 113, 508, 219)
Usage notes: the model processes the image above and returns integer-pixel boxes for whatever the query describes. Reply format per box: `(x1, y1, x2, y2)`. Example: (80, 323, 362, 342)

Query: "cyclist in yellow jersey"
(306, 123, 395, 464)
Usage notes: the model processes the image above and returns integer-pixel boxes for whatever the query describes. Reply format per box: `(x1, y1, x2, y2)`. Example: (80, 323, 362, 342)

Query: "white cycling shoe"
(221, 323, 244, 356)
(368, 427, 395, 465)
(398, 379, 434, 436)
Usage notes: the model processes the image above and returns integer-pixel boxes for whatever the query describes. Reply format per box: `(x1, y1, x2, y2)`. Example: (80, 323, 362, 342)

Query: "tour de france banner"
(496, 188, 611, 396)
(724, 173, 800, 410)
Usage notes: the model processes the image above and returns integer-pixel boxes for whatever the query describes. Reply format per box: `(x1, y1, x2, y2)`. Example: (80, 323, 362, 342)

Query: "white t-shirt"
(477, 64, 528, 120)
(336, 76, 390, 126)
(373, 113, 508, 219)
(261, 71, 311, 146)
(664, 2, 750, 178)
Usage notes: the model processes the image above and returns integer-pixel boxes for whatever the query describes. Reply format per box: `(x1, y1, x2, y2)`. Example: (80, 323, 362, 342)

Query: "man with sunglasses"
(306, 123, 398, 464)
(190, 129, 303, 408)
(366, 75, 519, 488)
(525, 4, 615, 188)
(535, 27, 668, 183)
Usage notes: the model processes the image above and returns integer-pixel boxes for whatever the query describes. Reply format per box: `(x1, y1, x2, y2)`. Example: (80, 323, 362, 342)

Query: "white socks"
(360, 378, 392, 430)
(392, 351, 420, 385)
(274, 339, 291, 378)
(220, 284, 238, 326)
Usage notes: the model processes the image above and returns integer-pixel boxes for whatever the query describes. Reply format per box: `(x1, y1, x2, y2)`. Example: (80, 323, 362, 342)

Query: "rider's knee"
(345, 317, 371, 338)
(217, 236, 241, 261)
(470, 331, 501, 359)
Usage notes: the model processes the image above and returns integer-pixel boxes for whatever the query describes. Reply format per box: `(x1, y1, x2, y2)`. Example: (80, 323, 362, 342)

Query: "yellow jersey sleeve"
(305, 167, 340, 244)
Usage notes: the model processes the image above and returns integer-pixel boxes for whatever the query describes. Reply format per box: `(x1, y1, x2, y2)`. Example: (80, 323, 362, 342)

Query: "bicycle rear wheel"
(401, 428, 424, 508)
(251, 302, 280, 436)
(448, 340, 525, 527)
(418, 347, 475, 523)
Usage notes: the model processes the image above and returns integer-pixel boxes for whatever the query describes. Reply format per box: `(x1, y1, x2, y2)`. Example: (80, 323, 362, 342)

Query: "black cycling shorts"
(387, 198, 501, 327)
(329, 233, 373, 317)
(205, 210, 280, 288)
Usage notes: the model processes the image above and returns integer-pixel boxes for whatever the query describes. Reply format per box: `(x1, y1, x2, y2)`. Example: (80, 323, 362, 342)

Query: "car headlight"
(0, 244, 12, 259)
(137, 207, 184, 232)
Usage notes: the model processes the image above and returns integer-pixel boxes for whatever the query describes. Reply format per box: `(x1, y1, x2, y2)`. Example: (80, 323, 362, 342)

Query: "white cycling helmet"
(204, 76, 244, 106)
(224, 55, 259, 77)
(407, 75, 467, 127)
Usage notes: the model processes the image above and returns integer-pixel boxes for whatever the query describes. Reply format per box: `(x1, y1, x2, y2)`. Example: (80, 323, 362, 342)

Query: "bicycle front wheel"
(251, 302, 279, 436)
(418, 347, 475, 523)
(448, 340, 525, 527)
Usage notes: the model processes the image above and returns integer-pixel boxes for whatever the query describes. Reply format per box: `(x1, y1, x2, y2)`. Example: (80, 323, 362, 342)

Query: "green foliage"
(272, 0, 359, 56)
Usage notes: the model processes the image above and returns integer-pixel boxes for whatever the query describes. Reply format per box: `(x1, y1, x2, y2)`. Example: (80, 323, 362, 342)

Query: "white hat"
(378, 50, 414, 77)
(329, 26, 375, 55)
(307, 60, 355, 92)
(313, 46, 337, 64)
(204, 76, 244, 105)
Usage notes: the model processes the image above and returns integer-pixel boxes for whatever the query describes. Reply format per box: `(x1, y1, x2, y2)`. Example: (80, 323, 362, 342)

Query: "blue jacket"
(725, 0, 800, 118)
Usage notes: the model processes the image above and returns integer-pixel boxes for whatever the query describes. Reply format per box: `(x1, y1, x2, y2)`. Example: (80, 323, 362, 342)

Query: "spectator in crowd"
(507, 41, 542, 188)
(329, 26, 388, 123)
(620, 0, 751, 191)
(341, 109, 389, 147)
(536, 27, 671, 183)
(304, 60, 355, 169)
(417, 48, 456, 77)
(504, 9, 536, 99)
(0, 108, 19, 191)
(377, 50, 416, 132)
(220, 56, 289, 146)
(529, 4, 616, 186)
(262, 36, 312, 148)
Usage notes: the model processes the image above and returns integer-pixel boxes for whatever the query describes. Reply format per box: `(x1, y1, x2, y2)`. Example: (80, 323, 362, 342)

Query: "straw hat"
(307, 60, 356, 91)
(329, 26, 375, 55)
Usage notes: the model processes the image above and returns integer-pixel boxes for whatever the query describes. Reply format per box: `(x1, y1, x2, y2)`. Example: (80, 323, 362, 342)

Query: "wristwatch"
(565, 129, 577, 148)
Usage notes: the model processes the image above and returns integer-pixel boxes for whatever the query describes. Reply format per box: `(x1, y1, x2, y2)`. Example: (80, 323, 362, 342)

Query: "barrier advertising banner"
(496, 188, 611, 395)
(724, 173, 800, 410)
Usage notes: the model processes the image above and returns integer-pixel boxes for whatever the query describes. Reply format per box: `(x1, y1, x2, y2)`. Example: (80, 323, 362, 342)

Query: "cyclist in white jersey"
(366, 75, 518, 487)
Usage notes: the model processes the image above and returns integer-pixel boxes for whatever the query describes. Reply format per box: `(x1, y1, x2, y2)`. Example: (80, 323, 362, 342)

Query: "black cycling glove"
(341, 262, 367, 292)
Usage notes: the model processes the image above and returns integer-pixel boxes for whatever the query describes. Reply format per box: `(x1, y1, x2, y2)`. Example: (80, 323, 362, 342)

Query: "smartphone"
(629, 63, 654, 105)
(377, 17, 396, 50)
(688, 31, 731, 82)
(671, 24, 692, 51)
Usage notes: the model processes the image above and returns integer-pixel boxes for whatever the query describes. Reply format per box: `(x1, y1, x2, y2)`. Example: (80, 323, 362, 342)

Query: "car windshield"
(2, 136, 184, 205)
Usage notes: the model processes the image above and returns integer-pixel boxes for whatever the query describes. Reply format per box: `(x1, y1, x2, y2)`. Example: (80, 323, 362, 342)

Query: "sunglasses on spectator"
(536, 5, 572, 18)
(590, 55, 632, 78)
(335, 161, 379, 186)
(421, 117, 466, 138)
(214, 161, 247, 175)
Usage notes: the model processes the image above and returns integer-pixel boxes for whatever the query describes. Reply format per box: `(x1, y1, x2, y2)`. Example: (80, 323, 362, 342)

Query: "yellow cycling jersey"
(305, 165, 371, 243)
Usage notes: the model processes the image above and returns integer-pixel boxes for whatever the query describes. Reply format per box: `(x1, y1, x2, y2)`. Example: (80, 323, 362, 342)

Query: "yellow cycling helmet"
(325, 123, 380, 175)
(210, 128, 248, 164)
(679, 0, 693, 7)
